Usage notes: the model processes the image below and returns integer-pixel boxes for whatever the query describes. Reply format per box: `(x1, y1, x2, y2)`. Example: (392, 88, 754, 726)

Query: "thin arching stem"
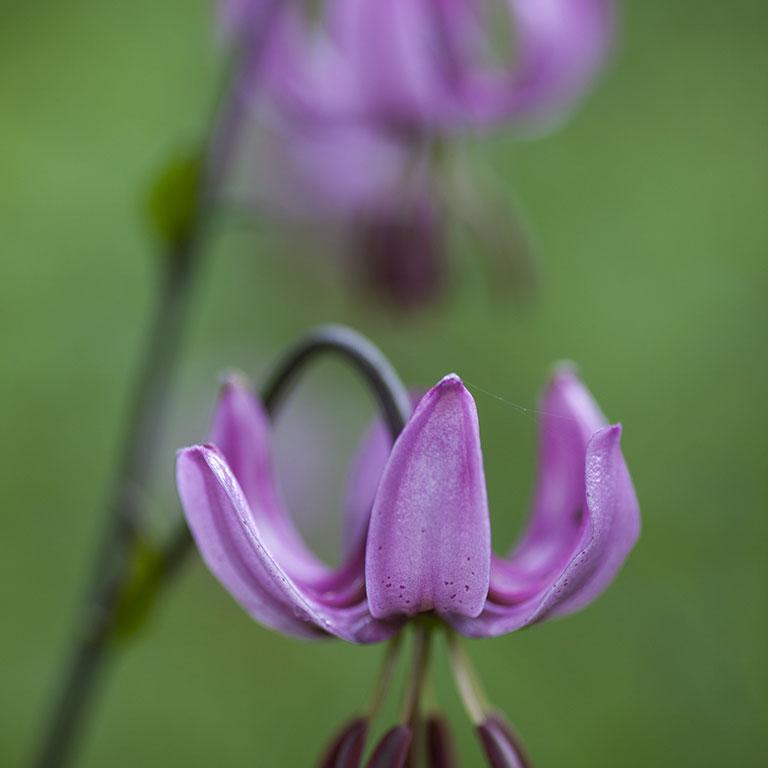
(149, 323, 411, 600)
(262, 324, 411, 439)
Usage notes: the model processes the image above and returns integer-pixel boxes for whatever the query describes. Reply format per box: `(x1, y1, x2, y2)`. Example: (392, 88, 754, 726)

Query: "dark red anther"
(317, 717, 368, 768)
(353, 199, 446, 311)
(425, 715, 457, 768)
(365, 725, 413, 768)
(476, 713, 532, 768)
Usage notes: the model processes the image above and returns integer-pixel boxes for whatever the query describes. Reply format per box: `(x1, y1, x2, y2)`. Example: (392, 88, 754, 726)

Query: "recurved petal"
(342, 418, 392, 559)
(489, 366, 607, 603)
(452, 424, 640, 637)
(366, 375, 491, 620)
(177, 444, 400, 642)
(333, 0, 462, 128)
(459, 0, 614, 126)
(210, 376, 328, 584)
(342, 393, 421, 559)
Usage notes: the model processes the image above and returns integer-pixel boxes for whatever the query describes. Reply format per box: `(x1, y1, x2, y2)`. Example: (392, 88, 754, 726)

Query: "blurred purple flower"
(245, 0, 614, 133)
(218, 0, 615, 308)
(175, 366, 639, 642)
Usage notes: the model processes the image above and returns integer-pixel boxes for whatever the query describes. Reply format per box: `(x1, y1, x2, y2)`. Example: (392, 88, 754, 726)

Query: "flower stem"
(29, 28, 259, 767)
(31, 246, 200, 768)
(261, 324, 412, 440)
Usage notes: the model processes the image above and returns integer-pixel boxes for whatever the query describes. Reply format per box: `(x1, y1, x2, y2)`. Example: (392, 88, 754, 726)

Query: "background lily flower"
(219, 0, 615, 309)
(244, 0, 615, 133)
(176, 366, 639, 642)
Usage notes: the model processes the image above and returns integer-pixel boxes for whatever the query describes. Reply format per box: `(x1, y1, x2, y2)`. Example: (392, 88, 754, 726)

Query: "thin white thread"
(464, 380, 578, 424)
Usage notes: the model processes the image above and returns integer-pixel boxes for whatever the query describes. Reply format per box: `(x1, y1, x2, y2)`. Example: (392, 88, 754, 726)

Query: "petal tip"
(437, 372, 464, 389)
(595, 422, 623, 444)
(430, 373, 474, 405)
(548, 361, 582, 389)
(217, 370, 251, 394)
(176, 443, 206, 461)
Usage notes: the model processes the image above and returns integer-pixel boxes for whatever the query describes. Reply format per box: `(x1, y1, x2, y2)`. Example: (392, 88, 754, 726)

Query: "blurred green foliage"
(1, 1, 766, 766)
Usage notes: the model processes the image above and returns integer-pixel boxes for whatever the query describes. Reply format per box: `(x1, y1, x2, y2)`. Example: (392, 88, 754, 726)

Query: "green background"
(2, 0, 766, 765)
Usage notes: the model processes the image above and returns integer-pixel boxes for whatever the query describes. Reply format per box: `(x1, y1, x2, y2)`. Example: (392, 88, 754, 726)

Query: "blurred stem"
(33, 318, 412, 768)
(32, 246, 200, 768)
(30, 23, 261, 767)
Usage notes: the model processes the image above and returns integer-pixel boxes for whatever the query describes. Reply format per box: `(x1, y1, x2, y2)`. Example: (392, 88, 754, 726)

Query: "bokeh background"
(2, 0, 766, 765)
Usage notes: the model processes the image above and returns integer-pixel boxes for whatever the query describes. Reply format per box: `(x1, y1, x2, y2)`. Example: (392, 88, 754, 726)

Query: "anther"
(316, 717, 368, 768)
(476, 714, 531, 768)
(425, 715, 457, 768)
(365, 725, 412, 768)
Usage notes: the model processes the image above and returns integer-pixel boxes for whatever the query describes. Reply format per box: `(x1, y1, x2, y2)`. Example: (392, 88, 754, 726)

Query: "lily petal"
(343, 418, 392, 559)
(342, 393, 422, 558)
(366, 375, 491, 619)
(457, 0, 614, 126)
(489, 367, 607, 604)
(177, 444, 400, 642)
(452, 420, 640, 637)
(210, 376, 330, 584)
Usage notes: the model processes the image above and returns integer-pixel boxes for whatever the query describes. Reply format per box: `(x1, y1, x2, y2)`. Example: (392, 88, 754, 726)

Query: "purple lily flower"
(176, 366, 638, 642)
(176, 356, 638, 764)
(241, 0, 614, 133)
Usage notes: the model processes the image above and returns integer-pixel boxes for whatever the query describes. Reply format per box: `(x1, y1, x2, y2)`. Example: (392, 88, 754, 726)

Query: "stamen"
(445, 630, 489, 724)
(476, 715, 531, 768)
(316, 717, 368, 768)
(400, 623, 433, 723)
(445, 631, 532, 765)
(367, 633, 405, 719)
(318, 633, 403, 767)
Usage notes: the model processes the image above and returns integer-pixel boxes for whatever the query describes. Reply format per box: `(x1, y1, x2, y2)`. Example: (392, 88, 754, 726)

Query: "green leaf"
(111, 536, 165, 643)
(146, 150, 203, 248)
